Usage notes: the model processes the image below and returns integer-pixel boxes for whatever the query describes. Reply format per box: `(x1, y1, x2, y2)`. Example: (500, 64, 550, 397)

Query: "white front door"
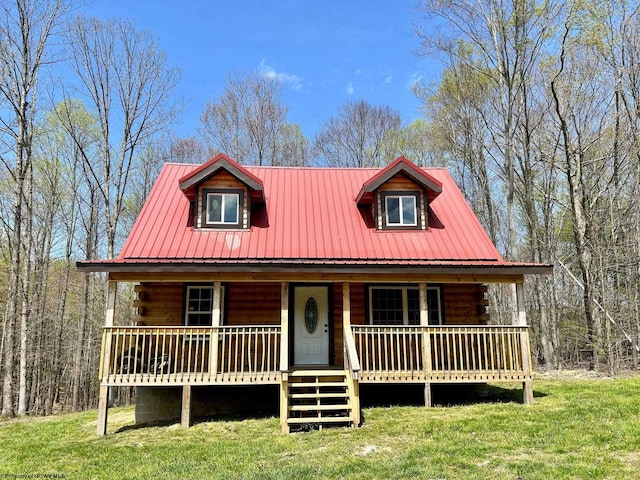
(293, 286, 330, 365)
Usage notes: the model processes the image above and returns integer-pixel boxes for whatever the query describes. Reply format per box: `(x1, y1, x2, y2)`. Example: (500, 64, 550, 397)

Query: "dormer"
(356, 156, 442, 230)
(179, 154, 265, 230)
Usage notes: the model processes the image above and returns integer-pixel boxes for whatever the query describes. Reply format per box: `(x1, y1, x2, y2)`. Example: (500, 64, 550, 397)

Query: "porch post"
(181, 385, 192, 428)
(280, 282, 289, 433)
(515, 282, 527, 326)
(209, 281, 222, 380)
(97, 280, 117, 436)
(419, 283, 433, 406)
(515, 282, 534, 404)
(342, 282, 352, 357)
(343, 283, 360, 427)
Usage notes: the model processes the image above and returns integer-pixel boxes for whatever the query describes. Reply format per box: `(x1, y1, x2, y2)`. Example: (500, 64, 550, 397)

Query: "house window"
(185, 285, 225, 326)
(382, 192, 418, 228)
(369, 286, 442, 325)
(202, 188, 243, 228)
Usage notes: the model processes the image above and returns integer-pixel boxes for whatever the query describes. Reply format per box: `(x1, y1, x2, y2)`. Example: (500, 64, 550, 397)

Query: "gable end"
(179, 153, 265, 203)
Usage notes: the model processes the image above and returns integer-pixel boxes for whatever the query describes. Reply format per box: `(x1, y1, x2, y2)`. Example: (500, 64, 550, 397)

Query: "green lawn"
(1, 376, 639, 479)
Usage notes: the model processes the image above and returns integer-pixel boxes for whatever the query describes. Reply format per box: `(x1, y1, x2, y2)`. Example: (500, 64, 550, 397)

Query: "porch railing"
(351, 325, 532, 383)
(100, 326, 281, 385)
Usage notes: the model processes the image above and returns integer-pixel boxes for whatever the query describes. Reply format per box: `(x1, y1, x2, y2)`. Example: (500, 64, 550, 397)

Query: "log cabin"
(77, 153, 552, 435)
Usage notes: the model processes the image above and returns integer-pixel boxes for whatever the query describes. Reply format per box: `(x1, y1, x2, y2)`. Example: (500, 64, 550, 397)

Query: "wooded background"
(1, 0, 639, 417)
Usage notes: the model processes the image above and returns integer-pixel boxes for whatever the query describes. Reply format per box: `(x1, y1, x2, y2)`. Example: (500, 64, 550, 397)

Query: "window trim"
(201, 188, 244, 229)
(380, 191, 421, 229)
(183, 284, 226, 326)
(367, 285, 442, 326)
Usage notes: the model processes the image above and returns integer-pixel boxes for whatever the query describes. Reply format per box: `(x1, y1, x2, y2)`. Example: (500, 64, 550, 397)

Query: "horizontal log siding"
(131, 281, 488, 338)
(334, 283, 366, 366)
(226, 283, 281, 325)
(133, 283, 184, 326)
(345, 283, 488, 326)
(443, 284, 489, 325)
(133, 282, 282, 327)
(347, 283, 367, 325)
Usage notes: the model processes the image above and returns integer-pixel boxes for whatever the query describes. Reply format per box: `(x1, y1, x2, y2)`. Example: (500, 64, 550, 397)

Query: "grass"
(1, 375, 640, 479)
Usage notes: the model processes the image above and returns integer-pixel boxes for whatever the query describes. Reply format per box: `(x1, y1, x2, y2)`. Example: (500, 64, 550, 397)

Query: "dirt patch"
(356, 444, 392, 456)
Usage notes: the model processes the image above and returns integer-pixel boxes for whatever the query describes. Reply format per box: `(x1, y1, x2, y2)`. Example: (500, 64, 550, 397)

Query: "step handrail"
(343, 322, 361, 378)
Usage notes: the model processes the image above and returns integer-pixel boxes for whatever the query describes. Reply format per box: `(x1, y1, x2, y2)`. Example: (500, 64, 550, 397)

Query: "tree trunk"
(18, 159, 33, 416)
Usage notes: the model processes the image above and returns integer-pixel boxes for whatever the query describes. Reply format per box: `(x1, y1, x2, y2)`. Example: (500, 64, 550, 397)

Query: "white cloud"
(259, 60, 302, 90)
(383, 75, 393, 85)
(407, 72, 423, 89)
(346, 82, 354, 95)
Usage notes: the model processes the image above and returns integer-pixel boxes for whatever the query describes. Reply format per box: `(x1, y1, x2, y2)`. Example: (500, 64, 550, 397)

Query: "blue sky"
(82, 0, 442, 139)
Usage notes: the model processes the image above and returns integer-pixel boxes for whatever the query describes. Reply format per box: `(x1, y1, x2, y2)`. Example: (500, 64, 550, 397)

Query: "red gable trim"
(178, 153, 265, 202)
(356, 156, 443, 204)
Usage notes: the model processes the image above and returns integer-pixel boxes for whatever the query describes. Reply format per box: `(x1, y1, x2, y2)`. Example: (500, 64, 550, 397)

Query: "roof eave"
(76, 260, 553, 277)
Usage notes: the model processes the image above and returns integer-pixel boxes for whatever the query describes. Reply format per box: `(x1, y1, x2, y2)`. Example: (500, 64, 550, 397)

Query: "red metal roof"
(77, 158, 551, 274)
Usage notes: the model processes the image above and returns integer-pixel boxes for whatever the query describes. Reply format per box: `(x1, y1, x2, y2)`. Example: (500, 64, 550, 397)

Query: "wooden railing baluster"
(350, 325, 531, 384)
(99, 326, 281, 386)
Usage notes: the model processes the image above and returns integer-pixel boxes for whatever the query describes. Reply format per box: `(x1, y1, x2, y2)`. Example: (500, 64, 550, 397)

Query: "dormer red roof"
(356, 156, 442, 205)
(178, 153, 265, 203)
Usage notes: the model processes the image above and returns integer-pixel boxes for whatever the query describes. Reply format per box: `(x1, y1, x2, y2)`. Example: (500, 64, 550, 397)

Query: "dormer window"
(202, 188, 243, 228)
(355, 157, 442, 231)
(384, 194, 417, 227)
(382, 191, 420, 229)
(179, 154, 265, 230)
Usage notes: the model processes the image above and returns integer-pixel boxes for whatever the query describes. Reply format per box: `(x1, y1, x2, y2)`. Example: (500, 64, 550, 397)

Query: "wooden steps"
(283, 369, 357, 432)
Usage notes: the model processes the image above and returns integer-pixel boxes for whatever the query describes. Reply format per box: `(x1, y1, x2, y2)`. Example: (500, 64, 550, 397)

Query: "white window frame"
(368, 286, 442, 325)
(206, 192, 240, 225)
(384, 195, 417, 227)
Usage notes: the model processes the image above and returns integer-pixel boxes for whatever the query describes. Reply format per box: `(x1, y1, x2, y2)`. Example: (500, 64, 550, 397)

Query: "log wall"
(133, 282, 184, 326)
(443, 284, 489, 325)
(226, 283, 281, 325)
(133, 282, 282, 326)
(131, 281, 489, 331)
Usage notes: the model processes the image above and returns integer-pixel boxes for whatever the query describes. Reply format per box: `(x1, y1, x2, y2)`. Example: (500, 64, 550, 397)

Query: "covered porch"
(96, 276, 534, 435)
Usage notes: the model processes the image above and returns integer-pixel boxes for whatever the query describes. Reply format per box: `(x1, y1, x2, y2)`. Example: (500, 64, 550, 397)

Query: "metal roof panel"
(113, 161, 513, 267)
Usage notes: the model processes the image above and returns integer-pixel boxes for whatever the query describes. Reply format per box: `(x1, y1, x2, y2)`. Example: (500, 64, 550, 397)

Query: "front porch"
(98, 324, 532, 433)
(96, 278, 534, 435)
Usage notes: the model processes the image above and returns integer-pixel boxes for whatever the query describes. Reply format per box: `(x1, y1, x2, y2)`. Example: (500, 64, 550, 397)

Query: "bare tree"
(272, 123, 309, 166)
(312, 100, 401, 167)
(199, 71, 302, 166)
(416, 0, 561, 261)
(65, 16, 181, 259)
(0, 0, 69, 417)
(415, 0, 563, 365)
(420, 56, 500, 245)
